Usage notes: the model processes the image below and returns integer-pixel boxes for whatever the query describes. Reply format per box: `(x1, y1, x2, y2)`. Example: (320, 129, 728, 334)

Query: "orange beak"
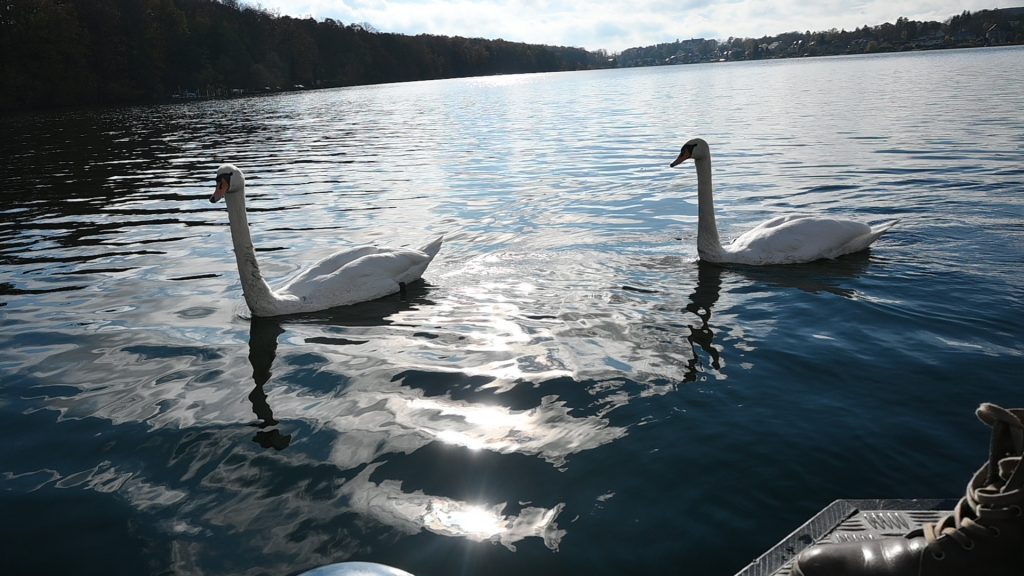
(670, 148, 692, 168)
(210, 179, 228, 203)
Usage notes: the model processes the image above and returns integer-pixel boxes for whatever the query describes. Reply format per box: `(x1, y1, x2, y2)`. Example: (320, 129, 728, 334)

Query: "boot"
(792, 403, 1024, 576)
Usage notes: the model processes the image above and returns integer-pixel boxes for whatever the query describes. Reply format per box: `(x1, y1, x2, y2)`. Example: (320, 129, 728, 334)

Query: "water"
(2, 46, 1023, 575)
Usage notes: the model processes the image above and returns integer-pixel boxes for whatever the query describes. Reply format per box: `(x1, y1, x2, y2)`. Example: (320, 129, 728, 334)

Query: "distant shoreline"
(5, 43, 1021, 119)
(612, 8, 1024, 68)
(626, 39, 1024, 67)
(2, 2, 1021, 113)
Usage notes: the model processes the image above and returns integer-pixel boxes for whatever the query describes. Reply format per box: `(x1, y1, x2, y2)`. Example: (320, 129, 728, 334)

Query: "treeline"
(3, 2, 1022, 112)
(617, 8, 1024, 67)
(0, 0, 609, 112)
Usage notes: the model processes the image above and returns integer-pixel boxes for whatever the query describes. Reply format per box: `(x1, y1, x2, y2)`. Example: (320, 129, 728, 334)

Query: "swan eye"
(215, 173, 232, 185)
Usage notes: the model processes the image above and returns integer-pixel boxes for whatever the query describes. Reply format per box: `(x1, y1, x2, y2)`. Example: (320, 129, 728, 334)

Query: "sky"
(251, 0, 1004, 53)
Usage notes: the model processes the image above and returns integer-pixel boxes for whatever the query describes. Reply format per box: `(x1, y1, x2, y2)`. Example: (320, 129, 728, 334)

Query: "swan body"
(670, 138, 897, 265)
(210, 164, 442, 317)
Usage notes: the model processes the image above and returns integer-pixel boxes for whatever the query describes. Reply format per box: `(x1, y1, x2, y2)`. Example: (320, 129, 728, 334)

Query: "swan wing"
(285, 245, 386, 287)
(282, 241, 442, 306)
(286, 236, 443, 288)
(727, 216, 874, 264)
(334, 246, 439, 287)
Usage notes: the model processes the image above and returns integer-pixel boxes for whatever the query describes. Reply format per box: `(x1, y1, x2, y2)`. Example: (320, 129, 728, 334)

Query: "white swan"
(670, 138, 897, 265)
(210, 164, 443, 317)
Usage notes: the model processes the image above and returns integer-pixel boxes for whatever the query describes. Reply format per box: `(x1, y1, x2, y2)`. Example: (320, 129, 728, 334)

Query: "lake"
(1, 46, 1022, 576)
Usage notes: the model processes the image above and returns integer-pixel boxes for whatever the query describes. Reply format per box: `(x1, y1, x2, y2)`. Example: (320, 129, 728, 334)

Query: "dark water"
(2, 47, 1023, 575)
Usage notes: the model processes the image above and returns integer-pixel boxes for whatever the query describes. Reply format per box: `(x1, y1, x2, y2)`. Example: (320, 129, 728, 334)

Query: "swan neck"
(695, 155, 723, 258)
(224, 186, 276, 311)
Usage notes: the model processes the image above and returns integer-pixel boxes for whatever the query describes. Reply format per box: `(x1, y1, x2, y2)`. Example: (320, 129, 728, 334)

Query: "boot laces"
(921, 404, 1024, 557)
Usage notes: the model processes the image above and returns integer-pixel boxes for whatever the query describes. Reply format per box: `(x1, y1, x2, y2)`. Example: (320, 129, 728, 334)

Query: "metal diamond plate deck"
(733, 499, 958, 576)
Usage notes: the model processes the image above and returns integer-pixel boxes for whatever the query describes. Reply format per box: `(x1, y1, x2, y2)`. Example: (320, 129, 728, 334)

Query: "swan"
(669, 138, 897, 265)
(210, 164, 443, 317)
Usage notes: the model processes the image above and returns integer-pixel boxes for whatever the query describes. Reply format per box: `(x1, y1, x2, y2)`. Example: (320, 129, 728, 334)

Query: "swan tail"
(391, 235, 443, 285)
(419, 235, 444, 259)
(873, 219, 900, 235)
(841, 219, 900, 255)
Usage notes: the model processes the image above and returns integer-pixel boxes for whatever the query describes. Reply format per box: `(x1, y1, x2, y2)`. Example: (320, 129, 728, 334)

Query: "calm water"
(2, 47, 1023, 575)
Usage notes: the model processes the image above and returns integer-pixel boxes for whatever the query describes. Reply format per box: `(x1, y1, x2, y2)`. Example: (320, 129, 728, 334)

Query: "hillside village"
(616, 8, 1024, 67)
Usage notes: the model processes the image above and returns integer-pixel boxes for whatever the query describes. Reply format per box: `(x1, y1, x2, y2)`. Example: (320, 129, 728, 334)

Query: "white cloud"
(251, 0, 1002, 52)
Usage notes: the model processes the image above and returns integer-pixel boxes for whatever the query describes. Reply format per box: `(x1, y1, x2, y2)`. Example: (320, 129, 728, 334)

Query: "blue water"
(1, 46, 1022, 575)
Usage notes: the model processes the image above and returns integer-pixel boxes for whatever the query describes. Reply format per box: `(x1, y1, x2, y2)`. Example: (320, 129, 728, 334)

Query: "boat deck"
(733, 498, 958, 576)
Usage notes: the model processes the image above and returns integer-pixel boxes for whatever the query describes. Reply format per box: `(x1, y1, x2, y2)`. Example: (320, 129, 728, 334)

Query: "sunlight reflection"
(388, 394, 625, 467)
(435, 429, 487, 451)
(343, 463, 566, 551)
(425, 503, 505, 540)
(469, 74, 541, 88)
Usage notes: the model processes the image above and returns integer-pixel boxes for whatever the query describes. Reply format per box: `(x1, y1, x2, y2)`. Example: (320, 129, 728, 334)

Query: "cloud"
(253, 0, 1001, 52)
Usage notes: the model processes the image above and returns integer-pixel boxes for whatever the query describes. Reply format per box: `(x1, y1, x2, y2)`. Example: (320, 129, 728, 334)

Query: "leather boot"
(792, 403, 1024, 576)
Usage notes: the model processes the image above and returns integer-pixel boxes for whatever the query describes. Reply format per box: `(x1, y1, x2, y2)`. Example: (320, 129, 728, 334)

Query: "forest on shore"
(1, 0, 608, 112)
(2, 0, 1022, 112)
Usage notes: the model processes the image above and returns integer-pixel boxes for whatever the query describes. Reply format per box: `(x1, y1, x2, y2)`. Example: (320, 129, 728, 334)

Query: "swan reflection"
(620, 253, 876, 386)
(241, 283, 438, 451)
(246, 317, 291, 450)
(682, 252, 873, 379)
(725, 249, 873, 298)
(681, 261, 724, 383)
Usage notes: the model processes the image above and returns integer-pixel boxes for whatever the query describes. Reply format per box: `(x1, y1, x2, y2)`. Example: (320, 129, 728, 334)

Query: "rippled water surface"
(2, 47, 1023, 575)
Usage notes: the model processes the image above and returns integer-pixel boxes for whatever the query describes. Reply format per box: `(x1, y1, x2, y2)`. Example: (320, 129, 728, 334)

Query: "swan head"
(210, 164, 245, 203)
(669, 138, 710, 167)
